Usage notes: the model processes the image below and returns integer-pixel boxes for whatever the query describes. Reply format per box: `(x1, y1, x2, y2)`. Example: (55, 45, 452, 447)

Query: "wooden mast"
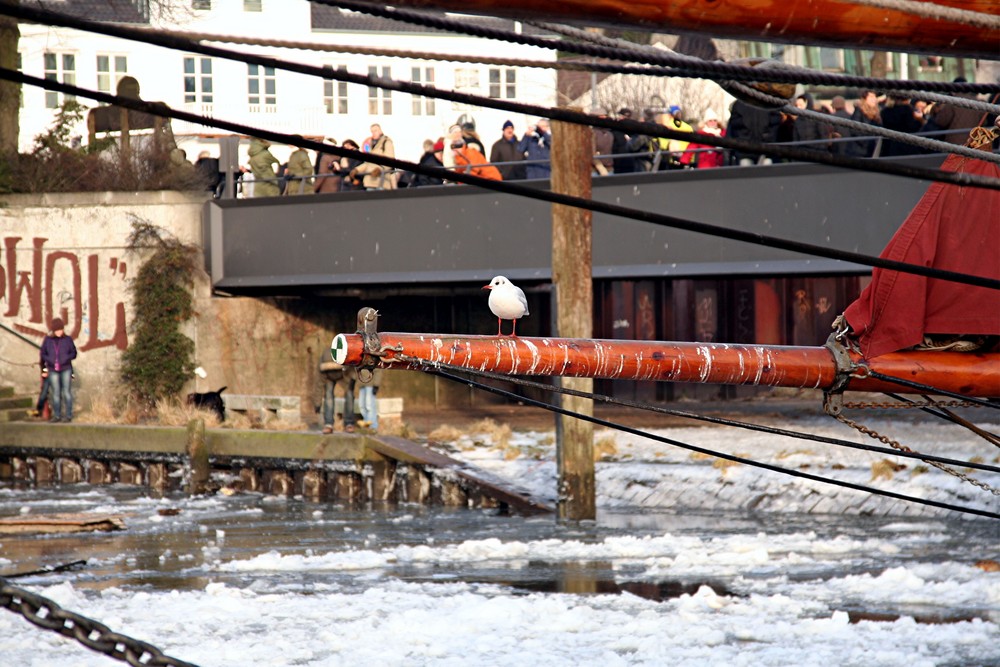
(332, 331, 1000, 398)
(368, 0, 1000, 57)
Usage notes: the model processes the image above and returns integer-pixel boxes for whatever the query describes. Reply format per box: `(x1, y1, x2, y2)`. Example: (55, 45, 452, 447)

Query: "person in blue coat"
(39, 317, 77, 422)
(517, 118, 552, 180)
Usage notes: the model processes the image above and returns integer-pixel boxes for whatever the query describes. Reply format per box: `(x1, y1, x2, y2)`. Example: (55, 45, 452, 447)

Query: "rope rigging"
(5, 65, 999, 291)
(729, 81, 1000, 165)
(841, 0, 1000, 29)
(878, 393, 1000, 448)
(387, 356, 1000, 475)
(420, 363, 1000, 520)
(7, 1, 1000, 187)
(317, 0, 1000, 94)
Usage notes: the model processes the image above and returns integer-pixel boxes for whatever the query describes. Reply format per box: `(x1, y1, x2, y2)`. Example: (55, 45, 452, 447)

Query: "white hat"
(703, 108, 719, 122)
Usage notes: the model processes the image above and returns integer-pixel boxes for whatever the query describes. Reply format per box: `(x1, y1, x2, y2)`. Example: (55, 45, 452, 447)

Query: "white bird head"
(483, 275, 509, 291)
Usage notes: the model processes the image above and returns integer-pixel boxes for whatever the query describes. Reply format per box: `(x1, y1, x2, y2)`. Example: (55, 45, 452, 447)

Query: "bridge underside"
(204, 156, 941, 299)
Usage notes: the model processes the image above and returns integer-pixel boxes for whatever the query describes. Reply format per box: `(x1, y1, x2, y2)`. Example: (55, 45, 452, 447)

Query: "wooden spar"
(332, 332, 1000, 397)
(373, 0, 1000, 57)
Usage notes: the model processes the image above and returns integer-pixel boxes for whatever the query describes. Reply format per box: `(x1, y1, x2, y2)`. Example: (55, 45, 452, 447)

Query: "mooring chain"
(834, 412, 1000, 496)
(843, 399, 978, 411)
(0, 579, 199, 667)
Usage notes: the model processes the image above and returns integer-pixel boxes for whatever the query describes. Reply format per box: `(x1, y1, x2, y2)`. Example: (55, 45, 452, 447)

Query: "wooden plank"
(370, 436, 555, 514)
(0, 513, 126, 535)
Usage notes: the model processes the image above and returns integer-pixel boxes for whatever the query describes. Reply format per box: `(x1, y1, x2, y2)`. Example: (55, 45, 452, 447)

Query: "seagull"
(483, 275, 529, 336)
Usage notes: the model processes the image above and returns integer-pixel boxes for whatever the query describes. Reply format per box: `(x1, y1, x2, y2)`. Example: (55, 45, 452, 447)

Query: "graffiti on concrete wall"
(1, 236, 128, 351)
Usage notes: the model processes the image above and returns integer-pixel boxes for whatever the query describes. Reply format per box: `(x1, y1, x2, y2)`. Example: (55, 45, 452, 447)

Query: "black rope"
(6, 1, 1000, 194)
(882, 392, 1000, 447)
(4, 67, 1000, 292)
(400, 359, 1000, 474)
(424, 366, 1000, 519)
(319, 0, 1000, 95)
(867, 370, 1000, 408)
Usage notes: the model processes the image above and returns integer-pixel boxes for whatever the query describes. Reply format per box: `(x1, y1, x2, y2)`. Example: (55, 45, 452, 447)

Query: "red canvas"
(844, 154, 1000, 358)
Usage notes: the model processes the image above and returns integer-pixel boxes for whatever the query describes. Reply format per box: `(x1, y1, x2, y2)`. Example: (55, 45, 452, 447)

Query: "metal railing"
(223, 125, 994, 198)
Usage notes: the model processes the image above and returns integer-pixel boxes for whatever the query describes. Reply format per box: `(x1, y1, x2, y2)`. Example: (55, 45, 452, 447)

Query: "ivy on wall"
(119, 219, 198, 412)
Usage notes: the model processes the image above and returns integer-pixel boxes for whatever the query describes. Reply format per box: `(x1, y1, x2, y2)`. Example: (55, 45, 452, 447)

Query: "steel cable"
(423, 365, 1000, 519)
(6, 2, 1000, 186)
(390, 356, 1000, 474)
(3, 66, 1000, 292)
(318, 0, 1000, 94)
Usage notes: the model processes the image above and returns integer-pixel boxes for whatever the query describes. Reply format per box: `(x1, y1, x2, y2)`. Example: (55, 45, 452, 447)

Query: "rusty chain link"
(843, 399, 979, 410)
(834, 408, 1000, 496)
(0, 578, 199, 667)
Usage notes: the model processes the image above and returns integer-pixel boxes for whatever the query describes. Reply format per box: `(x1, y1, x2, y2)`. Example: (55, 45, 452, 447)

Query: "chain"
(834, 412, 1000, 496)
(843, 399, 979, 410)
(0, 579, 199, 667)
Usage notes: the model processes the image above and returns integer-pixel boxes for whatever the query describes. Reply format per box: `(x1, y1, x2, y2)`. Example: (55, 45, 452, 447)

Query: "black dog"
(186, 386, 227, 421)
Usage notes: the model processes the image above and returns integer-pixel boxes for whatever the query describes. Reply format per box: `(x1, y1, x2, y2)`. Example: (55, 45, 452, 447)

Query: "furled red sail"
(843, 154, 1000, 359)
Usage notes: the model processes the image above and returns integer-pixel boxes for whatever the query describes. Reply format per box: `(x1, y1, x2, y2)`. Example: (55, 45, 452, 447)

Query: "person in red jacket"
(451, 138, 502, 181)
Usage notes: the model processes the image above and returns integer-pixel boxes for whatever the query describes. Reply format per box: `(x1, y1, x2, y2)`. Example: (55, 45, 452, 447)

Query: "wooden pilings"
(0, 452, 541, 511)
(551, 113, 595, 521)
(0, 424, 554, 514)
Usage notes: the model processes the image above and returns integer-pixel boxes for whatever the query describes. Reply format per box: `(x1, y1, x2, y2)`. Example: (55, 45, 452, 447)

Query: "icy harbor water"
(1, 414, 999, 666)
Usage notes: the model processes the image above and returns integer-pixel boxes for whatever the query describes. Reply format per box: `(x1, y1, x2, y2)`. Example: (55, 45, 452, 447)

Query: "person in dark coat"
(829, 95, 859, 157)
(319, 345, 356, 434)
(517, 118, 552, 180)
(411, 139, 446, 187)
(880, 93, 924, 156)
(39, 317, 77, 422)
(489, 120, 526, 181)
(313, 138, 344, 194)
(849, 90, 884, 157)
(791, 93, 830, 153)
(727, 100, 782, 165)
(339, 139, 364, 191)
(932, 78, 991, 146)
(610, 108, 638, 174)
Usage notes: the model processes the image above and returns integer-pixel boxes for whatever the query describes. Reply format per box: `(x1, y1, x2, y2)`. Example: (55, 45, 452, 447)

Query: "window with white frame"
(488, 67, 516, 98)
(411, 66, 435, 115)
(183, 56, 213, 104)
(244, 0, 262, 11)
(368, 65, 392, 115)
(454, 67, 479, 92)
(248, 64, 276, 110)
(324, 65, 349, 114)
(96, 54, 128, 94)
(192, 0, 211, 9)
(43, 52, 76, 109)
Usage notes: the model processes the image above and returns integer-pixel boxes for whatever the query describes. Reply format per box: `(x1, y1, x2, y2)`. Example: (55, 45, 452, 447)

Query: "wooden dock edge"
(0, 422, 554, 515)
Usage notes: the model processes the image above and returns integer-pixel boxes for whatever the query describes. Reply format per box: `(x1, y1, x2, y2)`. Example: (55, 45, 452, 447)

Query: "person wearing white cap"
(689, 108, 727, 169)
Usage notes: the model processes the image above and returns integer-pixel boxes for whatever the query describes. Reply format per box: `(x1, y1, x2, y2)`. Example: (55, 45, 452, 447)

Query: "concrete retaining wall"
(0, 191, 372, 425)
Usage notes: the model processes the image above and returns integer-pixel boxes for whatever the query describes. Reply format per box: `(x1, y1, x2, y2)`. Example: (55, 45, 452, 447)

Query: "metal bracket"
(356, 307, 380, 383)
(823, 331, 855, 415)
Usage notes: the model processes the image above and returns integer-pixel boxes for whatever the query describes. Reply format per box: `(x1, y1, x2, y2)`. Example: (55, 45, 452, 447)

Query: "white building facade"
(16, 0, 559, 164)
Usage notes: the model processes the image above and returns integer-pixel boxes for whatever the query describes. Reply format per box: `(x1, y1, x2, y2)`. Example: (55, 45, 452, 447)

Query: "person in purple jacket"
(39, 317, 77, 423)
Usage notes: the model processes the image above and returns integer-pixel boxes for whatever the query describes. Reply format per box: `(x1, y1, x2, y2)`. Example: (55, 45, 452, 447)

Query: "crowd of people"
(186, 84, 993, 197)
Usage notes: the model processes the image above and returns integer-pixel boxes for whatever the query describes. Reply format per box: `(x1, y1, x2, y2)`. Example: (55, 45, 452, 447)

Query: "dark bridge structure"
(203, 157, 938, 399)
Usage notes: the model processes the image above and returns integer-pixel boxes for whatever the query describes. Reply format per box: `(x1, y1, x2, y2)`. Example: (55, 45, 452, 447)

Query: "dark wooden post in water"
(186, 418, 209, 495)
(551, 112, 595, 521)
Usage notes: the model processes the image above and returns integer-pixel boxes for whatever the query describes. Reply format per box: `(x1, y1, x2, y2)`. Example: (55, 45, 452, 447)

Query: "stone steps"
(0, 388, 34, 423)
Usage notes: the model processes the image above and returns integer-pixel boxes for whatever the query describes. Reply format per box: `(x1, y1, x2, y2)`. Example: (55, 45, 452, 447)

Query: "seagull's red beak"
(482, 284, 492, 290)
